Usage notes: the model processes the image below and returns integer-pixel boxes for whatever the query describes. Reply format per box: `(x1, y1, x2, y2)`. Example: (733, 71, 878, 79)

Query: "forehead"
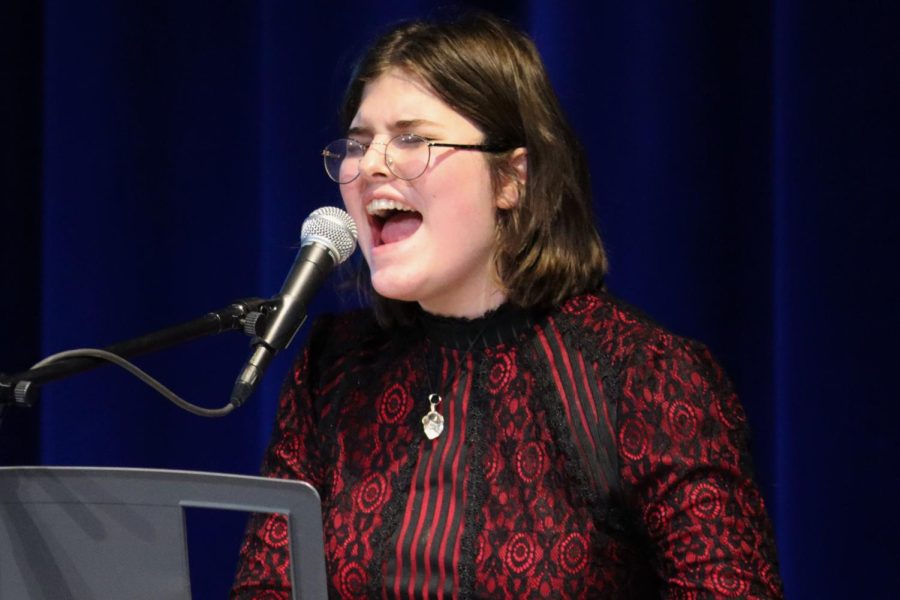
(349, 69, 477, 133)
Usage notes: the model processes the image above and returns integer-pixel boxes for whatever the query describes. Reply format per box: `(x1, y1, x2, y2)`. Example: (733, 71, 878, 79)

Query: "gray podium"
(0, 467, 327, 599)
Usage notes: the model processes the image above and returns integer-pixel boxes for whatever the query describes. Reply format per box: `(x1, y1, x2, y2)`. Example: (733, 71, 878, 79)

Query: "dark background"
(2, 1, 898, 597)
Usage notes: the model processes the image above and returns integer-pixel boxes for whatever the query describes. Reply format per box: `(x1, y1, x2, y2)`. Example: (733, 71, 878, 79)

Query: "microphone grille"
(300, 206, 359, 264)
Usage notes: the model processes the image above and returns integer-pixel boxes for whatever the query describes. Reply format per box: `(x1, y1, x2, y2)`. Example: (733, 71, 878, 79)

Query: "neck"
(418, 288, 507, 320)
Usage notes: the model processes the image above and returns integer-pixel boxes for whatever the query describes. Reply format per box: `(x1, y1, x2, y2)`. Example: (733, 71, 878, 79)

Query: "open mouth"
(367, 199, 423, 246)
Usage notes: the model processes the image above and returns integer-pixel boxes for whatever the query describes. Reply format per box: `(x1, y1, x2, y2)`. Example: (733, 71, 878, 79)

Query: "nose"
(358, 140, 393, 181)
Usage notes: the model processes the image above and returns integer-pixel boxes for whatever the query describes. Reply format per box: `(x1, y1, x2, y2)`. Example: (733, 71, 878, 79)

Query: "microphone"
(229, 206, 358, 406)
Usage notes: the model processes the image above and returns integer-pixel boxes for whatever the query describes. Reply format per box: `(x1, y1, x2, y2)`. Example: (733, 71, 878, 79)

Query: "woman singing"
(232, 12, 783, 599)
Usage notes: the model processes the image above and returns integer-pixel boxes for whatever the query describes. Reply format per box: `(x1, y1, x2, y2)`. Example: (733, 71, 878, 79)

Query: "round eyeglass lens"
(386, 134, 430, 180)
(322, 139, 365, 183)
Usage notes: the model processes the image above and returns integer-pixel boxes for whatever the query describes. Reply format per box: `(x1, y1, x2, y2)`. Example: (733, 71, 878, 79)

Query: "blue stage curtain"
(2, 1, 898, 597)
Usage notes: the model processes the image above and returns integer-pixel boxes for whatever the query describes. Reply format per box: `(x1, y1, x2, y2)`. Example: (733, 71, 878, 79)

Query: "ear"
(496, 147, 528, 210)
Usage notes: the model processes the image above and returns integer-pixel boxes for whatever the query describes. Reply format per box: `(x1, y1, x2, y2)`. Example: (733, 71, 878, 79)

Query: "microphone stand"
(0, 297, 273, 408)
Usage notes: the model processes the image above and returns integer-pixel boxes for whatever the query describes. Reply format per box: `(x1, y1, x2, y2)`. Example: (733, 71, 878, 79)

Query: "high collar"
(416, 303, 541, 350)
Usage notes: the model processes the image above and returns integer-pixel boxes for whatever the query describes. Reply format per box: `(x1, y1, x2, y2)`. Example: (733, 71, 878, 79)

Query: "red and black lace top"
(231, 292, 783, 599)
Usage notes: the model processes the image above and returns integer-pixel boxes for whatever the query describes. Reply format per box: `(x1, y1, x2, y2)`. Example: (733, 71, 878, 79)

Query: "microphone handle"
(229, 242, 336, 407)
(260, 242, 335, 351)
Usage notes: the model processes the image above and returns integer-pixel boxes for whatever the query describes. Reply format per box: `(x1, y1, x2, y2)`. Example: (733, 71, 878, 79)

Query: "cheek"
(424, 165, 497, 229)
(340, 188, 367, 231)
(339, 185, 361, 215)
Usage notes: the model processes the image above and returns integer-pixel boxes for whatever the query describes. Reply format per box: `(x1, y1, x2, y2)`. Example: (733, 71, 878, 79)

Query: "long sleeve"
(617, 338, 783, 599)
(231, 346, 327, 599)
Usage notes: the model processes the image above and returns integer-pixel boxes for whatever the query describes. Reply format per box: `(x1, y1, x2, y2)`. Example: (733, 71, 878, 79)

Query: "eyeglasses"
(321, 133, 512, 184)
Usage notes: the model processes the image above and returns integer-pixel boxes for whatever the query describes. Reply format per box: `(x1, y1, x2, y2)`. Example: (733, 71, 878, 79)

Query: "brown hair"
(342, 12, 607, 327)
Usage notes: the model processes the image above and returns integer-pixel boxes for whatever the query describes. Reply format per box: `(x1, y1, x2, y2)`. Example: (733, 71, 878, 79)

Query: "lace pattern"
(231, 292, 783, 599)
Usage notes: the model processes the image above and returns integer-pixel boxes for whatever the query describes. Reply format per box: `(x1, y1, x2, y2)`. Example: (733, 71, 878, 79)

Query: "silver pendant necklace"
(421, 325, 487, 440)
(421, 393, 444, 440)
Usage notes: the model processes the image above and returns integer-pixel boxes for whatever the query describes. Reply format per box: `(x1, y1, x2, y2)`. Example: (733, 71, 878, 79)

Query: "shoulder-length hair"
(341, 12, 607, 328)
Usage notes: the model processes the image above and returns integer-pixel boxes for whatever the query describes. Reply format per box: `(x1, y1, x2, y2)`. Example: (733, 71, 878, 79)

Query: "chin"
(370, 272, 422, 304)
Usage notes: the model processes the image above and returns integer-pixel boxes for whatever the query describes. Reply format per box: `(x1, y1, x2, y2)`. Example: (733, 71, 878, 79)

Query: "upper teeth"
(366, 199, 415, 217)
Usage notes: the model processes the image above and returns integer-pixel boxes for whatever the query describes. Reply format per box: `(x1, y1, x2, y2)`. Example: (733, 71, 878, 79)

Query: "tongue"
(380, 212, 422, 245)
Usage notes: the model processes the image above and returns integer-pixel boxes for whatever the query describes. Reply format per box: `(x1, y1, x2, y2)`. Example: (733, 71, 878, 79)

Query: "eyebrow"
(347, 119, 443, 137)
